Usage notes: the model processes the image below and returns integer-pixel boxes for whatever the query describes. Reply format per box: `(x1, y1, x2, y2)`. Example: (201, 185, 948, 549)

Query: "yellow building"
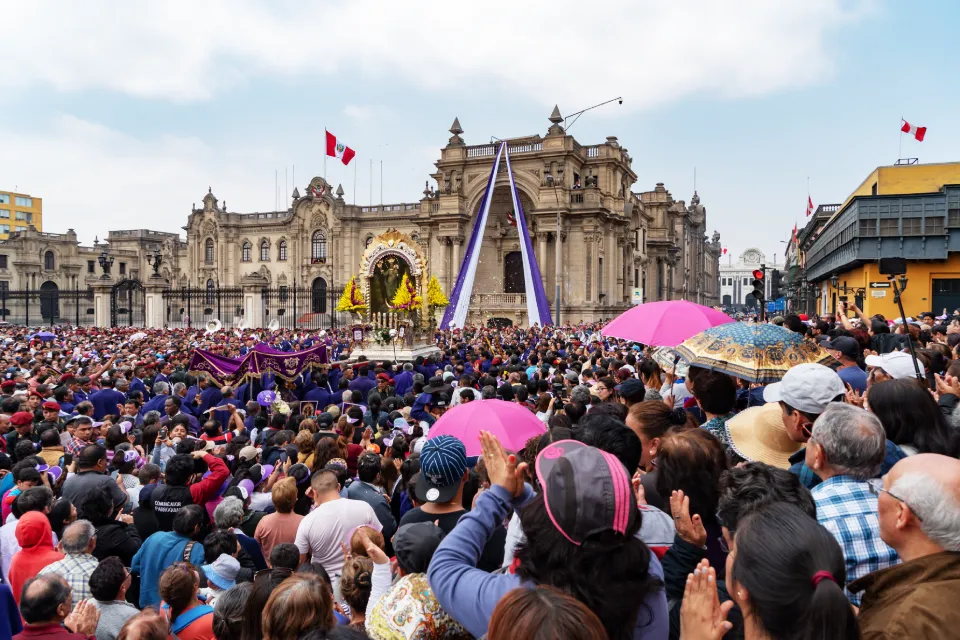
(0, 190, 42, 239)
(803, 162, 960, 319)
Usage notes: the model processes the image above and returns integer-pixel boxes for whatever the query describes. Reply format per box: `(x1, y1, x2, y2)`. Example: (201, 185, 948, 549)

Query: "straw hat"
(726, 403, 803, 469)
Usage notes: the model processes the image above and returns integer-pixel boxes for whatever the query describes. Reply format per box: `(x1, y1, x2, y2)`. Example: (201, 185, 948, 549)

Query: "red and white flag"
(806, 195, 814, 217)
(722, 247, 727, 255)
(901, 120, 927, 142)
(325, 131, 356, 165)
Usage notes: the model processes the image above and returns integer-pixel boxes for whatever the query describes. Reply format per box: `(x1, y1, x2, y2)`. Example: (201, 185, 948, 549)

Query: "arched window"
(44, 251, 55, 271)
(204, 238, 214, 264)
(241, 241, 251, 262)
(260, 240, 269, 262)
(206, 278, 215, 304)
(278, 240, 288, 261)
(311, 231, 327, 262)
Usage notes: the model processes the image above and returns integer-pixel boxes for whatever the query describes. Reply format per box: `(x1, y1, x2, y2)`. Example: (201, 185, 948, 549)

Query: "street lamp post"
(553, 97, 623, 325)
(146, 248, 163, 278)
(98, 248, 114, 279)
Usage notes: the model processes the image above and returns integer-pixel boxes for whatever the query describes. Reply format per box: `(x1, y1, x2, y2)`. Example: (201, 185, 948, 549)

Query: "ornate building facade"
(0, 111, 721, 327)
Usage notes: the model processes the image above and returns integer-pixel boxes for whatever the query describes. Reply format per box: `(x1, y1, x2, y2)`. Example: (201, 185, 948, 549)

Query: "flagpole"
(898, 115, 904, 161)
(324, 129, 328, 182)
(380, 160, 383, 205)
(369, 159, 373, 206)
(353, 161, 357, 205)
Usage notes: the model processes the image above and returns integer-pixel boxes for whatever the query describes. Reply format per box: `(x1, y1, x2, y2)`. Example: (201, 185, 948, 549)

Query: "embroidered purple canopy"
(188, 342, 328, 385)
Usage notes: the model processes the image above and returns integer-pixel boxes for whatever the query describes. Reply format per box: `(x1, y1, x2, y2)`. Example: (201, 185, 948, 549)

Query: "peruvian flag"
(901, 120, 926, 142)
(806, 195, 814, 217)
(325, 130, 356, 165)
(722, 247, 727, 255)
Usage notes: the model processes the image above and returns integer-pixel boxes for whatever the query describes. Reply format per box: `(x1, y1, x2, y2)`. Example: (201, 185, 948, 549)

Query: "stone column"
(91, 279, 114, 328)
(537, 233, 548, 287)
(144, 277, 167, 328)
(451, 237, 463, 279)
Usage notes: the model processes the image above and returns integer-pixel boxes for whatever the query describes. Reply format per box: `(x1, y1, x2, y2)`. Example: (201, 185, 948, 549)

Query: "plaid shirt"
(38, 553, 99, 601)
(65, 436, 91, 457)
(812, 476, 900, 606)
(789, 440, 907, 490)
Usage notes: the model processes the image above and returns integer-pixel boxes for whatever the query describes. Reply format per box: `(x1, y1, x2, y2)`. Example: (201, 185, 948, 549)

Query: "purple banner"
(188, 343, 328, 385)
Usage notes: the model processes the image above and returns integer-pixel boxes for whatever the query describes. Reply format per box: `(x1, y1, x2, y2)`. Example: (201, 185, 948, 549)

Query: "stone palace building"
(0, 110, 721, 328)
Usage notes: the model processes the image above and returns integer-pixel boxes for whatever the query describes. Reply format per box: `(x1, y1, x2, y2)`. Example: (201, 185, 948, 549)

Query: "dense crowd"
(0, 309, 959, 640)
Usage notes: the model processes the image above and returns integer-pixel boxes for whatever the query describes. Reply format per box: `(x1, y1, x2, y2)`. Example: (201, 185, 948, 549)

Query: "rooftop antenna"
(693, 167, 697, 192)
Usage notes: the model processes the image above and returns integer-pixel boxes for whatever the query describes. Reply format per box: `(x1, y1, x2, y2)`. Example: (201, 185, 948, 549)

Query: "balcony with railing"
(470, 292, 527, 309)
(465, 142, 544, 158)
(646, 227, 677, 246)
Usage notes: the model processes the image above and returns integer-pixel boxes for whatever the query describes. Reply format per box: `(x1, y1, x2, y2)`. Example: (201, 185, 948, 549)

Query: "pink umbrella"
(602, 300, 734, 347)
(426, 399, 546, 457)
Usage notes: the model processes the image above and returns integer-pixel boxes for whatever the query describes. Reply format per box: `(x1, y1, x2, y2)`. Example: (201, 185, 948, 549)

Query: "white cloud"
(0, 0, 873, 110)
(0, 115, 292, 244)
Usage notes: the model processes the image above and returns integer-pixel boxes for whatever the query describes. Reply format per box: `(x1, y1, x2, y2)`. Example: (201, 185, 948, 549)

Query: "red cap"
(10, 411, 33, 426)
(29, 390, 44, 399)
(42, 401, 60, 411)
(58, 373, 75, 384)
(1, 380, 15, 390)
(376, 373, 392, 382)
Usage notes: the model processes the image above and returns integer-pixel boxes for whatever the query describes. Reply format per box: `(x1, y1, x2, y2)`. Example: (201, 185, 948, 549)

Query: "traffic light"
(752, 268, 766, 306)
(770, 269, 781, 299)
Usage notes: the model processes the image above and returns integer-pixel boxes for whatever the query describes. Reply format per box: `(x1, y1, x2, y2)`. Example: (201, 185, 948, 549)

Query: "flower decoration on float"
(389, 273, 422, 312)
(337, 276, 368, 314)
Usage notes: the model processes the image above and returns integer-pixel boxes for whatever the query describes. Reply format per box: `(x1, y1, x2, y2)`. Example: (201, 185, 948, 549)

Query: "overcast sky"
(1, 0, 956, 262)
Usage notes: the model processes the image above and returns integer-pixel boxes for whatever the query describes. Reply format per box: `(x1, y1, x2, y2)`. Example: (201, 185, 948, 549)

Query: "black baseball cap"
(615, 378, 645, 402)
(823, 336, 859, 360)
(393, 522, 446, 574)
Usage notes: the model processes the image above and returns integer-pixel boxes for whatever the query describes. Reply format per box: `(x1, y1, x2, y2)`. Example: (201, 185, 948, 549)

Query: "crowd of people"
(0, 310, 958, 640)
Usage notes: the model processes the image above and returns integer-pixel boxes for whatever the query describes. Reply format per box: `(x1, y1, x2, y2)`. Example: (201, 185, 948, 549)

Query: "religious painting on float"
(370, 255, 411, 315)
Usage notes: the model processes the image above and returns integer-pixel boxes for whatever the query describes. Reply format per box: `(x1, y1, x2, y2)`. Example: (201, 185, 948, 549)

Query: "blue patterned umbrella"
(674, 323, 839, 383)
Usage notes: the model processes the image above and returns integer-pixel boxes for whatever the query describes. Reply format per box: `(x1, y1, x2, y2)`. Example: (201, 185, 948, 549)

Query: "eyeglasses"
(866, 478, 923, 522)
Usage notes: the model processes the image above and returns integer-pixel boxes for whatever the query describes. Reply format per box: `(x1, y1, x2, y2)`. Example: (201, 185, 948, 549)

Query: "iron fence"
(0, 287, 97, 327)
(261, 285, 348, 330)
(162, 286, 246, 329)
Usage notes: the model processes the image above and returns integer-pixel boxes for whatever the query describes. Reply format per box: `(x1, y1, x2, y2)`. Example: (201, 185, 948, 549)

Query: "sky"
(2, 0, 959, 263)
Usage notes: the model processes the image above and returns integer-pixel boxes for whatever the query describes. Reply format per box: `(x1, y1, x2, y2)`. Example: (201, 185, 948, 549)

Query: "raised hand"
(680, 560, 734, 640)
(479, 430, 527, 498)
(670, 490, 708, 548)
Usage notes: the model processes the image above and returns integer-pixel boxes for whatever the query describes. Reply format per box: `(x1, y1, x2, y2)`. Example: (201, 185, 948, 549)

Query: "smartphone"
(159, 427, 168, 440)
(279, 452, 288, 463)
(63, 453, 73, 467)
(838, 295, 849, 302)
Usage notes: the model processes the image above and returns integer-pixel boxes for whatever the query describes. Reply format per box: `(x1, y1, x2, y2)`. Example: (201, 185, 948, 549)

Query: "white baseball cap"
(864, 351, 926, 380)
(762, 363, 846, 415)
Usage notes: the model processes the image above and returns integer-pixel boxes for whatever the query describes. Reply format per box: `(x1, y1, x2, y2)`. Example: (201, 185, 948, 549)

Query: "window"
(278, 240, 288, 261)
(0, 195, 8, 204)
(634, 268, 639, 288)
(279, 286, 289, 302)
(0, 255, 7, 269)
(119, 262, 126, 275)
(949, 208, 960, 228)
(44, 251, 54, 270)
(205, 238, 214, 264)
(14, 196, 31, 207)
(87, 260, 95, 274)
(311, 231, 327, 263)
(859, 219, 877, 236)
(260, 241, 269, 262)
(743, 277, 749, 285)
(879, 218, 899, 237)
(0, 282, 7, 292)
(870, 182, 878, 196)
(15, 211, 29, 222)
(925, 217, 945, 235)
(902, 217, 922, 236)
(0, 210, 8, 219)
(206, 279, 215, 304)
(0, 225, 10, 234)
(241, 242, 251, 262)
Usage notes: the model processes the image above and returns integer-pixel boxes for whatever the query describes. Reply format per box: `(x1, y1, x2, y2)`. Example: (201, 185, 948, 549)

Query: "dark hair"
(356, 451, 381, 483)
(105, 425, 127, 451)
(39, 428, 60, 448)
(47, 498, 75, 540)
(515, 494, 661, 639)
(89, 556, 128, 601)
(213, 583, 252, 640)
(691, 370, 736, 415)
(574, 413, 642, 475)
(487, 585, 608, 640)
(13, 463, 41, 485)
(78, 444, 107, 469)
(627, 401, 695, 441)
(13, 486, 53, 518)
(19, 575, 72, 624)
(731, 503, 856, 640)
(563, 400, 587, 425)
(173, 504, 206, 537)
(160, 562, 199, 625)
(717, 463, 816, 533)
(270, 543, 301, 571)
(164, 454, 195, 486)
(783, 314, 807, 334)
(588, 401, 628, 422)
(78, 485, 118, 524)
(204, 530, 239, 564)
(867, 378, 960, 457)
(655, 429, 729, 526)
